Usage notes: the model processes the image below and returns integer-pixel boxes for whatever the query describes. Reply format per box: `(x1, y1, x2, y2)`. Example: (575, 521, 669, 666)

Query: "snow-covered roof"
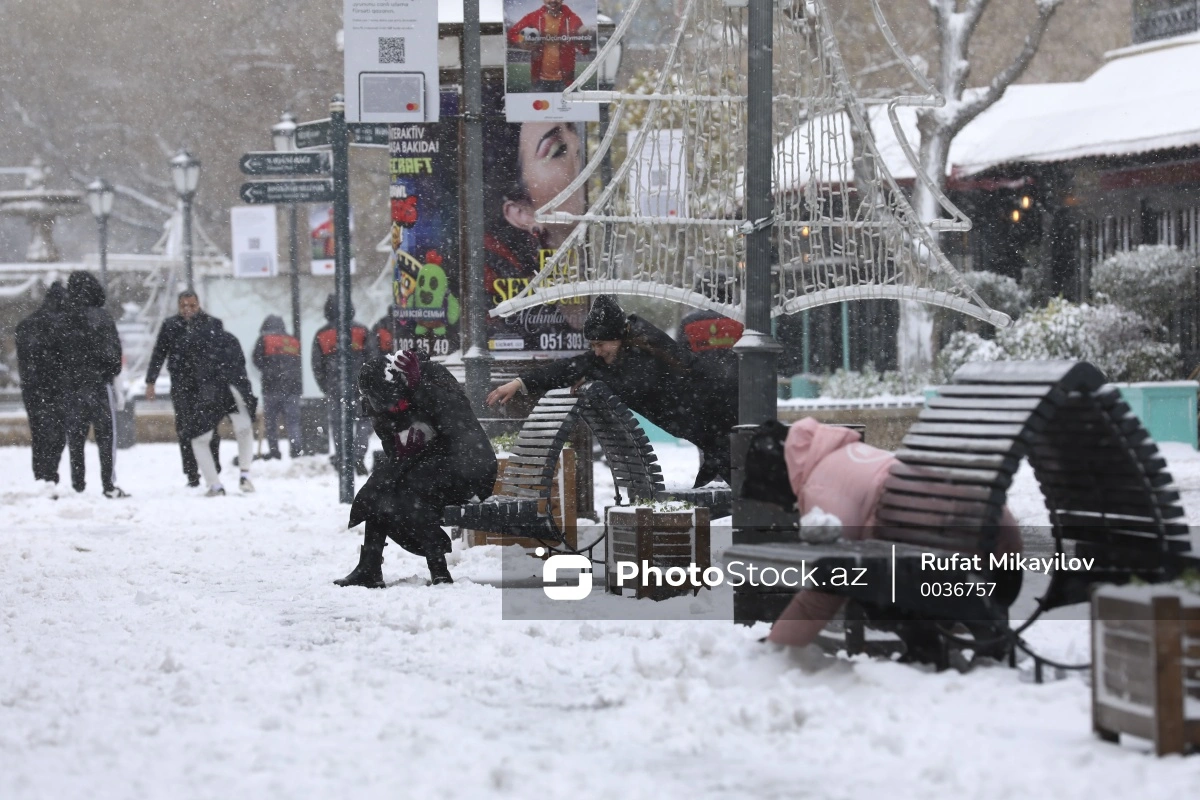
(771, 31, 1200, 192)
(955, 31, 1200, 174)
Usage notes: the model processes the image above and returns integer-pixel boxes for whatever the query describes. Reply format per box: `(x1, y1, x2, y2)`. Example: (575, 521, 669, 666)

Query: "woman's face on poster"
(517, 122, 585, 220)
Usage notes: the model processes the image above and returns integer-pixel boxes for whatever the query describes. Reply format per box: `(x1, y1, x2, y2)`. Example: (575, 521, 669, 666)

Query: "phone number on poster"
(539, 332, 586, 351)
(395, 338, 452, 356)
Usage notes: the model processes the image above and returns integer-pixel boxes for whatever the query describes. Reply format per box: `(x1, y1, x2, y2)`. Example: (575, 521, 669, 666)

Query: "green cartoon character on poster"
(413, 250, 461, 337)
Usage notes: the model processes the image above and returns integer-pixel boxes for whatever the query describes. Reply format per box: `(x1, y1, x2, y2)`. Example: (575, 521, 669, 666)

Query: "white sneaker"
(205, 485, 226, 497)
(239, 476, 255, 493)
(39, 480, 59, 500)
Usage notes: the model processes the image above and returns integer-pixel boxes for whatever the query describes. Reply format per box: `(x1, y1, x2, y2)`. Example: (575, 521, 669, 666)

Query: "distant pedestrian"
(184, 325, 258, 497)
(15, 282, 69, 496)
(371, 308, 395, 356)
(145, 291, 223, 487)
(252, 314, 303, 459)
(311, 293, 374, 475)
(62, 271, 128, 498)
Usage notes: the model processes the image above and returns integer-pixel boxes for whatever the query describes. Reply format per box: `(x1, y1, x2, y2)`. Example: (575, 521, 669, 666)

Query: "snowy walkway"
(3, 442, 1200, 798)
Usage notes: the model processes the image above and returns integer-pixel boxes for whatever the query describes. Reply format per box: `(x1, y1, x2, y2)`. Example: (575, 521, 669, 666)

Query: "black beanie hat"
(584, 295, 626, 341)
(324, 293, 353, 322)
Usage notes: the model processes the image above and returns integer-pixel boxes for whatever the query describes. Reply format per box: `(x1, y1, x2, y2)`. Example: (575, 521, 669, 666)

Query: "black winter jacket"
(519, 315, 738, 456)
(15, 283, 68, 400)
(182, 328, 258, 440)
(146, 312, 224, 393)
(63, 272, 122, 389)
(349, 354, 497, 530)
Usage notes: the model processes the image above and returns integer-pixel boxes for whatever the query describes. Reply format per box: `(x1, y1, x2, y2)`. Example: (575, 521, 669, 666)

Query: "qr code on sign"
(379, 37, 405, 64)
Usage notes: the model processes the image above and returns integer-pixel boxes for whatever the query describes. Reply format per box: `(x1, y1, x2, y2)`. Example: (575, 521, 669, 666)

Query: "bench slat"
(936, 384, 1065, 400)
(873, 525, 997, 553)
(927, 396, 1052, 412)
(1057, 511, 1191, 537)
(889, 461, 1013, 490)
(1057, 525, 1194, 552)
(902, 434, 1025, 456)
(882, 475, 1008, 506)
(907, 421, 1030, 439)
(874, 505, 990, 531)
(894, 448, 1020, 474)
(918, 408, 1047, 427)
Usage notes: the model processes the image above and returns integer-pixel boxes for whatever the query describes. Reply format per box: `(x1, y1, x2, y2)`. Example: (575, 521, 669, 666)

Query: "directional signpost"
(293, 118, 390, 150)
(238, 179, 334, 205)
(238, 151, 330, 176)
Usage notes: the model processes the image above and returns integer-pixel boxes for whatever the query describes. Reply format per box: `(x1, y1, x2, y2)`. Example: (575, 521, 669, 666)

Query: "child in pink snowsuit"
(766, 418, 1022, 647)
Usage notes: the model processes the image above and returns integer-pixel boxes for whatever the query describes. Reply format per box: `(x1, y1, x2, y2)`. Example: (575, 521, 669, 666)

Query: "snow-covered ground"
(3, 440, 1200, 798)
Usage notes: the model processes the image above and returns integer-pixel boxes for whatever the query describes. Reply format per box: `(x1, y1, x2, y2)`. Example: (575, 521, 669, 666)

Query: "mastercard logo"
(406, 102, 419, 111)
(532, 99, 551, 111)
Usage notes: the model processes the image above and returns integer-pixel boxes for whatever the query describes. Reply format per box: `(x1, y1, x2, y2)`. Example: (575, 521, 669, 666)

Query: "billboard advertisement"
(504, 0, 600, 123)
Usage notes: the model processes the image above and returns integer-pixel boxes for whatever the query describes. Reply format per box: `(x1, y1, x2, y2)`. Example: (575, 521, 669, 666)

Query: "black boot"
(426, 551, 453, 585)
(334, 541, 386, 588)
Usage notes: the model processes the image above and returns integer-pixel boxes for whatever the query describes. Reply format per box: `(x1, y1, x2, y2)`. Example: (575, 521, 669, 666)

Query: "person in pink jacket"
(766, 417, 1023, 647)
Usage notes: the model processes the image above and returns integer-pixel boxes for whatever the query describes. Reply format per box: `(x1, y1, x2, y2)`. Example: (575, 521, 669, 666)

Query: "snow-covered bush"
(963, 270, 1032, 321)
(819, 363, 920, 398)
(937, 298, 1179, 383)
(1092, 245, 1197, 325)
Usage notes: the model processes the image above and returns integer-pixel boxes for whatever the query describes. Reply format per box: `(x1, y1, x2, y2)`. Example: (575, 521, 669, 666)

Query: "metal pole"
(802, 309, 810, 374)
(331, 95, 355, 504)
(289, 203, 301, 340)
(841, 302, 850, 371)
(461, 0, 491, 412)
(733, 0, 781, 426)
(98, 216, 109, 291)
(599, 102, 612, 189)
(182, 195, 194, 291)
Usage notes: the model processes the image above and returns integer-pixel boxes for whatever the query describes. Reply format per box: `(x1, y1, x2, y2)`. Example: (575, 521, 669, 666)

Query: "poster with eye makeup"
(503, 0, 600, 123)
(482, 114, 590, 359)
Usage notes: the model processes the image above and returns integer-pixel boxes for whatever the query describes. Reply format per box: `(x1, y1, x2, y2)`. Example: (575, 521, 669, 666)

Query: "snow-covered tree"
(898, 0, 1065, 374)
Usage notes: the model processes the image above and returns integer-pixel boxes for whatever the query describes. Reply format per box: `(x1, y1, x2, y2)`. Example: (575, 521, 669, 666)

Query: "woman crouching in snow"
(766, 417, 1023, 649)
(335, 351, 498, 588)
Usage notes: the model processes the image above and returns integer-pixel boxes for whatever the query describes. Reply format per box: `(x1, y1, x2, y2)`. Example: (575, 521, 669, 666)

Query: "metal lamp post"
(85, 178, 115, 290)
(272, 111, 303, 341)
(170, 150, 201, 291)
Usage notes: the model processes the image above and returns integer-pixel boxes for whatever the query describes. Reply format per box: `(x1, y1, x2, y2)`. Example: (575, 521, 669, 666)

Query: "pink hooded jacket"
(766, 418, 1022, 647)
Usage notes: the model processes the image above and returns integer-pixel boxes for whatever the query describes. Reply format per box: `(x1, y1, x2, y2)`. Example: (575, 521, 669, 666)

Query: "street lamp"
(272, 112, 303, 341)
(85, 178, 115, 290)
(170, 149, 201, 290)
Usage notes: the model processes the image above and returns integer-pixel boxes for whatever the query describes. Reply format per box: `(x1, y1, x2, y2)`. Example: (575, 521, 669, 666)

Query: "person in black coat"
(184, 325, 259, 497)
(487, 295, 738, 487)
(311, 293, 375, 474)
(252, 314, 303, 459)
(145, 291, 223, 486)
(335, 351, 498, 588)
(62, 271, 128, 497)
(15, 281, 69, 492)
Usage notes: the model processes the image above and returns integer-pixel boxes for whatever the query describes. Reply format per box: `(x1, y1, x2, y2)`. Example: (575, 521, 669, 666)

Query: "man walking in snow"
(15, 281, 69, 495)
(145, 291, 224, 486)
(252, 314, 303, 459)
(62, 271, 128, 498)
(183, 324, 258, 497)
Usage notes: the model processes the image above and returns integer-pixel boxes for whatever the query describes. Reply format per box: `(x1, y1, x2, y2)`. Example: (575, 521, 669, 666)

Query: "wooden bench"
(444, 380, 732, 556)
(725, 360, 1198, 668)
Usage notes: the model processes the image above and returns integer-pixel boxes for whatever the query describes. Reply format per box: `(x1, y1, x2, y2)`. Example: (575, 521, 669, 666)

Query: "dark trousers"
(66, 384, 116, 492)
(24, 392, 66, 483)
(263, 393, 302, 456)
(174, 393, 219, 481)
(327, 396, 372, 467)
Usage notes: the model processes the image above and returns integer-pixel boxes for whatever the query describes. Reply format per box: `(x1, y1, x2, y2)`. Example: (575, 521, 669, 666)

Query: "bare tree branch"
(954, 0, 1062, 132)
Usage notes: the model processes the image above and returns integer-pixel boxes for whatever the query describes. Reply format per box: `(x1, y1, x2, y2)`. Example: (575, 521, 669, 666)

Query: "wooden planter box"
(605, 506, 710, 600)
(1092, 584, 1200, 755)
(464, 448, 578, 550)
